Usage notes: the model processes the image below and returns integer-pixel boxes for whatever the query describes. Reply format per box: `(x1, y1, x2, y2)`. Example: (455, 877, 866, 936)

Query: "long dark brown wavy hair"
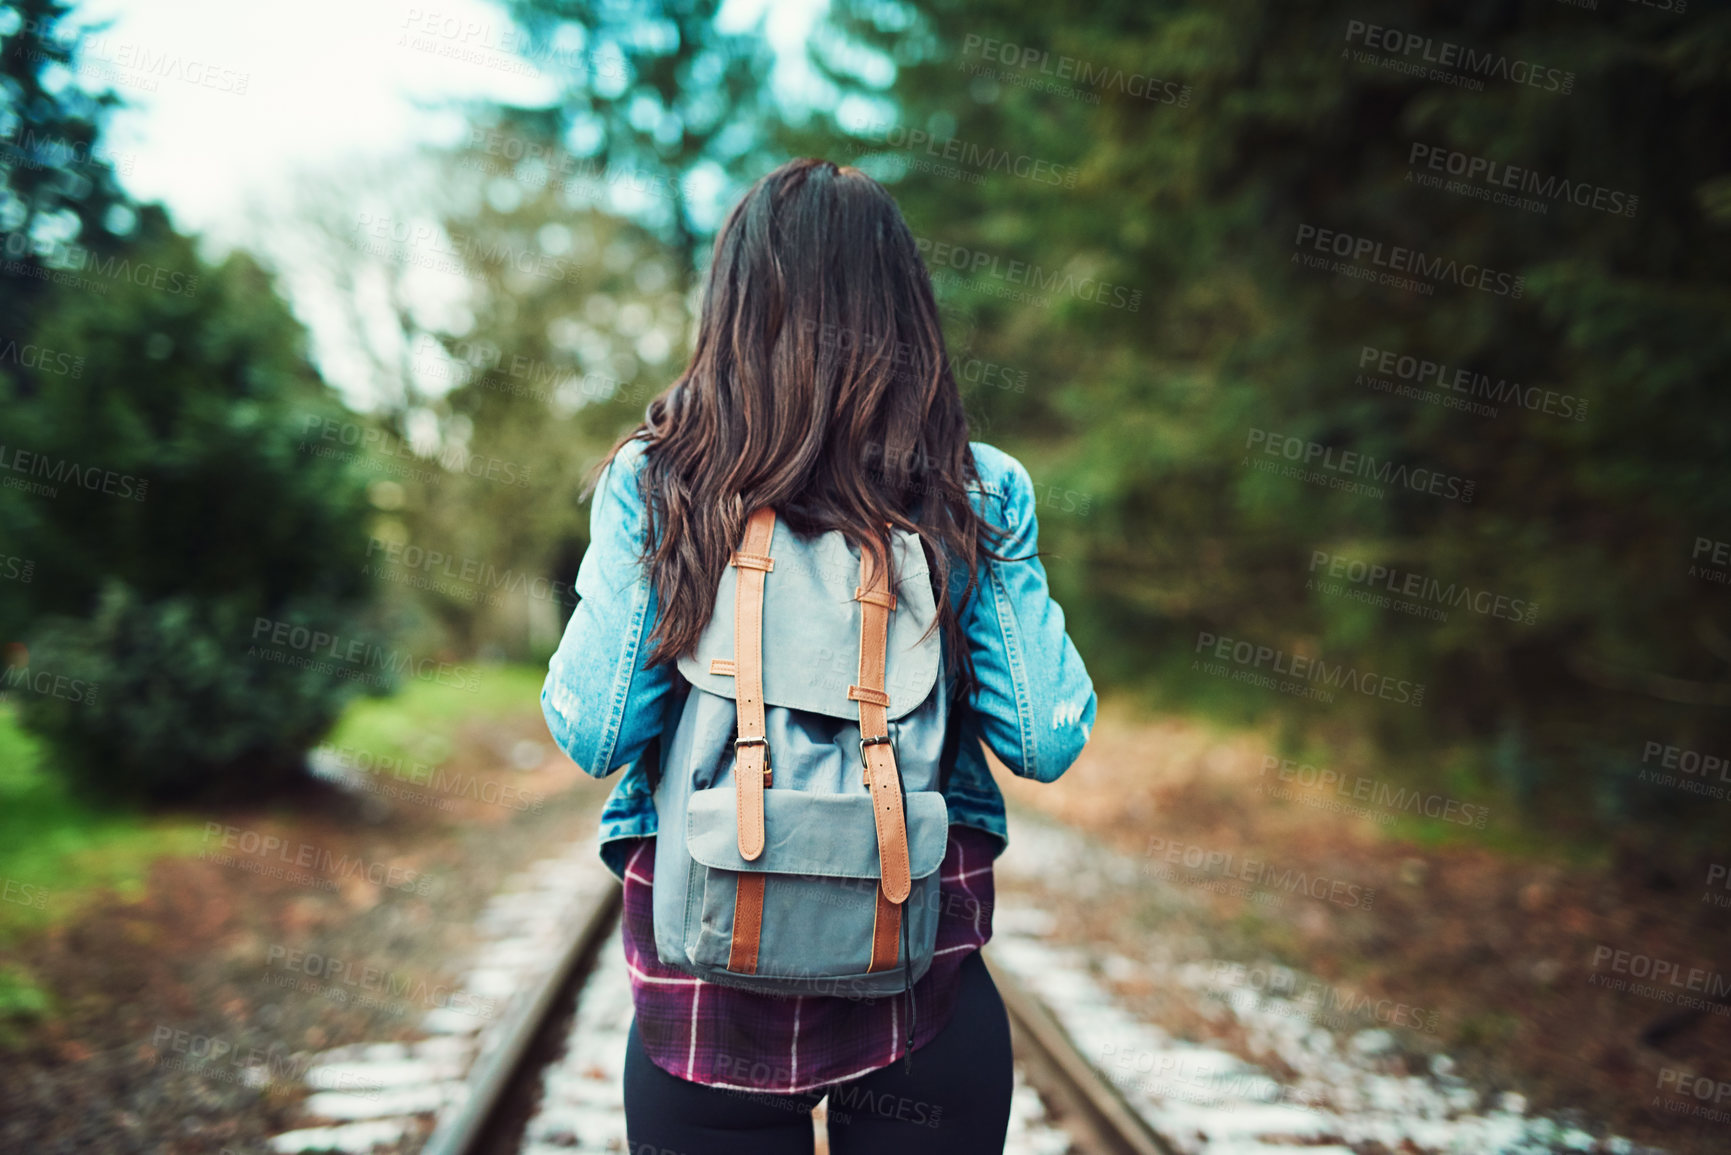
(584, 157, 1016, 700)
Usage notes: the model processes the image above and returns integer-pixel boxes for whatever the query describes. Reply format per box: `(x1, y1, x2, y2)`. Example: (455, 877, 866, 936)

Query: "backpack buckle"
(736, 735, 772, 786)
(859, 733, 893, 773)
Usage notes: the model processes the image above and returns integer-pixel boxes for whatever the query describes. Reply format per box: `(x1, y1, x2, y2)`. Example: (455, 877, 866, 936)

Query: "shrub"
(0, 212, 387, 802)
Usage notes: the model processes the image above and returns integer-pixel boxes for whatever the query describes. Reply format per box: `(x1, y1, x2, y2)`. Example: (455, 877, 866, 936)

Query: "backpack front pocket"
(682, 785, 948, 990)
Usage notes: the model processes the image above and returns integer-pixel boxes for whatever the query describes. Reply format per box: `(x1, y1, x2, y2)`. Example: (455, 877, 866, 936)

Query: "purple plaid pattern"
(618, 824, 998, 1093)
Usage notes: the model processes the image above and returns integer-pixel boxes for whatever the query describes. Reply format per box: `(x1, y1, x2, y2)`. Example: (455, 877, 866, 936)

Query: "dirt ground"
(996, 699, 1731, 1155)
(0, 710, 608, 1155)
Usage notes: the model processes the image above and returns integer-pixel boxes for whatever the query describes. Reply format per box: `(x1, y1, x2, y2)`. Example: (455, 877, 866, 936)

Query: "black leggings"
(623, 949, 1014, 1155)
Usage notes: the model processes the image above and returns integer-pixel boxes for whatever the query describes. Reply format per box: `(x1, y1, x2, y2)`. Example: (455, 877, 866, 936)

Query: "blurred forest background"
(2, 0, 1730, 860)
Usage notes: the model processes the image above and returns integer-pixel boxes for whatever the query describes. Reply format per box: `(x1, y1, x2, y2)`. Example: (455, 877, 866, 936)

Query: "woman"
(541, 157, 1097, 1154)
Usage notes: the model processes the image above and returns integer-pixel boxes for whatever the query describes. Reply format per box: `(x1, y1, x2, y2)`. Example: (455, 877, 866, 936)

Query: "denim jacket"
(541, 436, 1097, 882)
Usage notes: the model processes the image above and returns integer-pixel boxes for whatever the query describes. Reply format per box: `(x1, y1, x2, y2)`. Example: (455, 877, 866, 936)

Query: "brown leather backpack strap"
(726, 506, 777, 974)
(850, 537, 913, 934)
(728, 872, 766, 974)
(868, 879, 900, 973)
(731, 506, 776, 862)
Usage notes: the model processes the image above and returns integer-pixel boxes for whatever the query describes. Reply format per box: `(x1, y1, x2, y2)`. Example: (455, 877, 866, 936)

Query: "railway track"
(986, 953, 1178, 1155)
(417, 873, 621, 1155)
(267, 819, 1663, 1154)
(409, 873, 1176, 1155)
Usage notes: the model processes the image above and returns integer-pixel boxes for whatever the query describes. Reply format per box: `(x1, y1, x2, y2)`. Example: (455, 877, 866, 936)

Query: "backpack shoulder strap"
(725, 506, 777, 976)
(850, 542, 912, 906)
(851, 534, 914, 974)
(730, 506, 777, 862)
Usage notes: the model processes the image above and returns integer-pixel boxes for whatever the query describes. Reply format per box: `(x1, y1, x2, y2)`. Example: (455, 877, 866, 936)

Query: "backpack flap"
(676, 524, 941, 720)
(684, 784, 950, 879)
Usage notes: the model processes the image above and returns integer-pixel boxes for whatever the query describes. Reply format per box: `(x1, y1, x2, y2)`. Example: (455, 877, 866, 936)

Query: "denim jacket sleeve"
(540, 438, 674, 778)
(959, 442, 1097, 784)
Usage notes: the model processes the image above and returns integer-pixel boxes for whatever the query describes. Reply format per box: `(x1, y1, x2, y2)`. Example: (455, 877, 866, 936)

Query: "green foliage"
(15, 583, 379, 800)
(491, 0, 782, 273)
(0, 0, 138, 333)
(800, 0, 1731, 849)
(346, 127, 693, 661)
(0, 219, 386, 802)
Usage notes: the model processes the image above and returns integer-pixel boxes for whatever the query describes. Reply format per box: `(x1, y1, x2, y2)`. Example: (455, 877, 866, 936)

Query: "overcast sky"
(77, 0, 825, 252)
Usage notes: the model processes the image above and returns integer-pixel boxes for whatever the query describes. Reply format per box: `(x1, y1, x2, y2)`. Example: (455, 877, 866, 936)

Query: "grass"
(0, 664, 549, 1033)
(1382, 810, 1609, 869)
(0, 706, 212, 1035)
(320, 663, 547, 774)
(0, 707, 210, 948)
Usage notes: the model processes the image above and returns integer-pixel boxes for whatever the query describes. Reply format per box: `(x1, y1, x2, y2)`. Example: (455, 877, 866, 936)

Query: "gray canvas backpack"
(650, 505, 955, 1052)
